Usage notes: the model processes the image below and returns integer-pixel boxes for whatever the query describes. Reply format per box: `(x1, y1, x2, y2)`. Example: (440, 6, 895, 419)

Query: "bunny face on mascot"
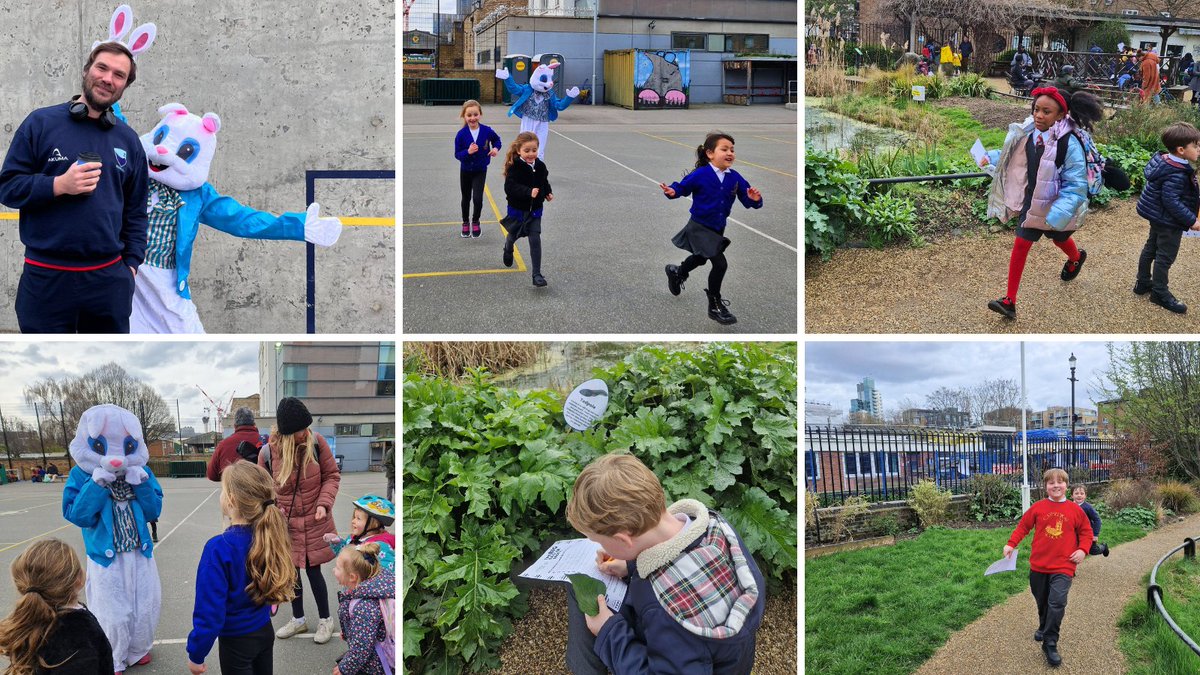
(141, 103, 220, 192)
(69, 403, 151, 487)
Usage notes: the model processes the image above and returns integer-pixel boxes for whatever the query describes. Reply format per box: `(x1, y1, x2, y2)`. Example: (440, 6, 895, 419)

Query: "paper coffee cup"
(77, 151, 102, 166)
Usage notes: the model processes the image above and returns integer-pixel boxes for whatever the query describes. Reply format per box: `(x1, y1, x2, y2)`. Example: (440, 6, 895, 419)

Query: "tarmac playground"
(402, 103, 798, 334)
(0, 470, 390, 674)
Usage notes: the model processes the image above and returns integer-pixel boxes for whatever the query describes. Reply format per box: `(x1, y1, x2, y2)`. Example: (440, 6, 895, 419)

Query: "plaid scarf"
(107, 478, 141, 553)
(643, 500, 761, 640)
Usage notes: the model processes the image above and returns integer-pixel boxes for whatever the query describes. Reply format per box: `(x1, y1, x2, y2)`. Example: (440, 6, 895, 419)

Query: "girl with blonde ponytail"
(186, 461, 296, 675)
(0, 538, 111, 675)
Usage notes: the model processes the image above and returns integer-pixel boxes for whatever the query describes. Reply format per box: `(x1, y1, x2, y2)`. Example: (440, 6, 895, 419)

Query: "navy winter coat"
(1137, 152, 1200, 229)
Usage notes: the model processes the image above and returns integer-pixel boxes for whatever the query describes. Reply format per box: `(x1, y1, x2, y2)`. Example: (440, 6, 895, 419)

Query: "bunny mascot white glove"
(62, 402, 163, 674)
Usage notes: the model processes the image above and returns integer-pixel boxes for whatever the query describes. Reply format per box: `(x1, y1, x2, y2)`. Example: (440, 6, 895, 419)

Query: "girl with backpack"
(187, 462, 295, 675)
(978, 87, 1089, 320)
(332, 543, 395, 675)
(259, 397, 342, 646)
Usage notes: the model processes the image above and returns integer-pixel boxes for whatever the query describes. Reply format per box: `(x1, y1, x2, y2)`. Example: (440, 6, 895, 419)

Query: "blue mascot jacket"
(502, 78, 575, 122)
(62, 465, 164, 567)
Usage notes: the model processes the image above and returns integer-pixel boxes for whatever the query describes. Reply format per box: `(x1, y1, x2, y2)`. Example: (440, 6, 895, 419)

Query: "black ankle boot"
(665, 265, 687, 296)
(705, 289, 737, 325)
(1043, 642, 1061, 667)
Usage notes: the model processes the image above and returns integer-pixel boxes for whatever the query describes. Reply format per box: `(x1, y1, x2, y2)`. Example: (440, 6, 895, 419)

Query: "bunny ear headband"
(92, 4, 156, 58)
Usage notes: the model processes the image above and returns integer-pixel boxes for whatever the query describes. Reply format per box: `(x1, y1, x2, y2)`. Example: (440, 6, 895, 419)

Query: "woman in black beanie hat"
(258, 397, 341, 645)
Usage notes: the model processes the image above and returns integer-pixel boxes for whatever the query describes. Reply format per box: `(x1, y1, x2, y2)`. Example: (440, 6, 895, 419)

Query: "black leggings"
(679, 253, 729, 295)
(460, 170, 486, 222)
(291, 564, 330, 620)
(505, 231, 542, 276)
(218, 622, 274, 675)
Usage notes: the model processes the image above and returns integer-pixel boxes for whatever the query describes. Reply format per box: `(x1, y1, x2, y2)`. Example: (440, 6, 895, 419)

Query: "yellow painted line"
(404, 220, 501, 227)
(754, 135, 797, 145)
(0, 524, 72, 553)
(2, 212, 393, 226)
(402, 183, 526, 278)
(637, 132, 796, 178)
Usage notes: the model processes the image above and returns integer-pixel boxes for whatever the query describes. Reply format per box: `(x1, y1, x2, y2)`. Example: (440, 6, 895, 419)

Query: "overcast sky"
(805, 341, 1124, 416)
(0, 342, 260, 432)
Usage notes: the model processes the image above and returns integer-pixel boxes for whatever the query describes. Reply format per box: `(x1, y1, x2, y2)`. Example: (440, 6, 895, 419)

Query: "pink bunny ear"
(201, 112, 221, 134)
(157, 102, 188, 117)
(127, 22, 156, 57)
(110, 5, 133, 41)
(547, 61, 561, 69)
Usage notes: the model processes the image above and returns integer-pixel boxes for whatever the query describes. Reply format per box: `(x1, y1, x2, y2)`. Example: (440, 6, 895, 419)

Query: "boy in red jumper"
(1003, 468, 1093, 668)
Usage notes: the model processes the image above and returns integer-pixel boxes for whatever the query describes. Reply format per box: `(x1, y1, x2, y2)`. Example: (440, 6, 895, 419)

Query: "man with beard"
(0, 42, 148, 333)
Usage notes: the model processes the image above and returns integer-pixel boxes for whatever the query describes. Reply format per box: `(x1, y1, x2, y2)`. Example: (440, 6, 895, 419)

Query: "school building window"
(282, 364, 307, 398)
(336, 424, 361, 436)
(377, 342, 396, 396)
(476, 50, 491, 64)
(671, 32, 707, 50)
(725, 33, 770, 53)
(805, 450, 820, 481)
(843, 451, 899, 477)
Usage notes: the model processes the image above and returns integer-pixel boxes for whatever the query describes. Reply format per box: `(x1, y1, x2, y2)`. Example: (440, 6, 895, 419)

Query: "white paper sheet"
(970, 138, 987, 168)
(985, 548, 1019, 576)
(518, 538, 628, 611)
(1184, 230, 1200, 238)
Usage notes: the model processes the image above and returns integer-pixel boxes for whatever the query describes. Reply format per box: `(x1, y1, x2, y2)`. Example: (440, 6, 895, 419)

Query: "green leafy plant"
(967, 474, 1023, 522)
(1114, 505, 1160, 529)
(862, 193, 923, 248)
(829, 495, 870, 542)
(907, 479, 952, 528)
(805, 144, 866, 260)
(403, 344, 797, 674)
(946, 73, 993, 99)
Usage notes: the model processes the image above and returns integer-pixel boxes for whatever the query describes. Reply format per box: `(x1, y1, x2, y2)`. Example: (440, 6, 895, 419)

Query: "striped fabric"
(648, 512, 761, 640)
(144, 182, 184, 268)
(109, 479, 141, 553)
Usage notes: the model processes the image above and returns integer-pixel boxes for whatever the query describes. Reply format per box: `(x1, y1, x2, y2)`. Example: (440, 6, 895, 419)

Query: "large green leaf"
(723, 486, 798, 576)
(567, 574, 608, 616)
(403, 618, 427, 659)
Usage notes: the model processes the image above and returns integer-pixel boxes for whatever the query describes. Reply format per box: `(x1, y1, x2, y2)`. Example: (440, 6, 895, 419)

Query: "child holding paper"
(1003, 468, 1094, 668)
(562, 452, 765, 674)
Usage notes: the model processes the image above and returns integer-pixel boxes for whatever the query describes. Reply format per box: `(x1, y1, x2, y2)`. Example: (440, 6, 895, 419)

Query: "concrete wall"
(0, 1, 395, 333)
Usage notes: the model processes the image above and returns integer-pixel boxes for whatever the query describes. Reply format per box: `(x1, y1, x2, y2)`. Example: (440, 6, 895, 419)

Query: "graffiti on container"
(635, 50, 689, 109)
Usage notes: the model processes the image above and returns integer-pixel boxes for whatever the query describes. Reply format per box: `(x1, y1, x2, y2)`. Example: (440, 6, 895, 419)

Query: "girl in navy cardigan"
(660, 132, 763, 325)
(453, 100, 501, 238)
(187, 461, 296, 675)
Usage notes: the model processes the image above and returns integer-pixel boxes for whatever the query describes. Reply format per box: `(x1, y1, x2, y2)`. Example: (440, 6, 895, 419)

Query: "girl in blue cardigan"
(660, 132, 763, 325)
(453, 100, 502, 238)
(187, 461, 296, 675)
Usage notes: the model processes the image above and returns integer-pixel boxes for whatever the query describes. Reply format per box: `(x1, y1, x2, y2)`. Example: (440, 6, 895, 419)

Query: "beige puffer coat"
(259, 431, 341, 567)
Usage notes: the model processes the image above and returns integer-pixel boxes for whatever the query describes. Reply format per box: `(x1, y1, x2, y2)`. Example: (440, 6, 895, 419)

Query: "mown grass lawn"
(1119, 555, 1200, 675)
(805, 522, 1149, 675)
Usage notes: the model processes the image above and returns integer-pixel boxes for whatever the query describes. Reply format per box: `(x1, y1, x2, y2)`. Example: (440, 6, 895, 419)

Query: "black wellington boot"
(705, 289, 737, 325)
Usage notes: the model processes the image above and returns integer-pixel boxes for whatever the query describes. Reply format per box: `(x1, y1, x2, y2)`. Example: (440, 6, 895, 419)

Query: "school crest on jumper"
(1044, 514, 1065, 539)
(113, 147, 128, 171)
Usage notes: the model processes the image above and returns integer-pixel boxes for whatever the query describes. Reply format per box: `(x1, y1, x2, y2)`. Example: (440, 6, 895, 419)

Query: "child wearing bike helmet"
(322, 495, 396, 573)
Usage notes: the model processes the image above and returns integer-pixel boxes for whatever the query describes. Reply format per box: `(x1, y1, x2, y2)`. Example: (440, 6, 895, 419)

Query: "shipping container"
(604, 48, 691, 110)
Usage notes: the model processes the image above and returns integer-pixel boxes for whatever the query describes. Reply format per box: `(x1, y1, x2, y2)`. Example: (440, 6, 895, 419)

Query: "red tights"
(1005, 236, 1079, 302)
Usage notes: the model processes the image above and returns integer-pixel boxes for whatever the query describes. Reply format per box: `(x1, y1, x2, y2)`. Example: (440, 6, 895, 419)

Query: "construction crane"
(402, 0, 418, 32)
(196, 385, 234, 434)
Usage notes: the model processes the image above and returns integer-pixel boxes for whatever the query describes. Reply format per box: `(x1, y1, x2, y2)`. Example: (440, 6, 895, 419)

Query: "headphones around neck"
(68, 95, 116, 130)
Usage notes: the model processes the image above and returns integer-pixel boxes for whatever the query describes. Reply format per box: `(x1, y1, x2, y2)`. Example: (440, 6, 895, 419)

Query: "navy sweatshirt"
(187, 525, 272, 664)
(454, 124, 502, 173)
(0, 102, 148, 269)
(665, 164, 762, 233)
(1079, 500, 1102, 537)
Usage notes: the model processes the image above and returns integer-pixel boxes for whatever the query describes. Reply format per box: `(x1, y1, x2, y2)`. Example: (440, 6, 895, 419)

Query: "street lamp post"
(1068, 353, 1078, 468)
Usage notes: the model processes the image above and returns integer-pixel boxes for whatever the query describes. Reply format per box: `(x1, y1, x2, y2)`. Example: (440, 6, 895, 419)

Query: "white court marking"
(550, 128, 797, 253)
(0, 501, 60, 516)
(155, 488, 219, 547)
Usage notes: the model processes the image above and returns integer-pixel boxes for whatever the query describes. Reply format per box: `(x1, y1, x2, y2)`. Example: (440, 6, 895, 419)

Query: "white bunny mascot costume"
(94, 5, 343, 333)
(496, 60, 579, 159)
(62, 404, 163, 674)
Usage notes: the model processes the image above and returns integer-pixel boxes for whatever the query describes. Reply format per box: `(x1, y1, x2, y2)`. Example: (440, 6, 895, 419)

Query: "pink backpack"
(348, 597, 396, 675)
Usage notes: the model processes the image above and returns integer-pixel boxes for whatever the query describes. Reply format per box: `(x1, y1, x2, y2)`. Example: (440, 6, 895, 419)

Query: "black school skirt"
(671, 219, 731, 259)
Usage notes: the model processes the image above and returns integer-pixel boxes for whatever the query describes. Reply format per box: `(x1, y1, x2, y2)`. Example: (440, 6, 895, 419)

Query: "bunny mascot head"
(495, 57, 580, 159)
(62, 402, 164, 673)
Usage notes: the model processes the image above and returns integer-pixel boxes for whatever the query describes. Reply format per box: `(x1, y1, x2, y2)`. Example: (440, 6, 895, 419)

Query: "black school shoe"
(532, 273, 547, 287)
(503, 245, 514, 268)
(1034, 630, 1043, 642)
(1043, 642, 1062, 667)
(665, 264, 686, 296)
(1102, 543, 1110, 557)
(987, 296, 1016, 319)
(1133, 281, 1152, 295)
(1061, 249, 1086, 281)
(1151, 293, 1187, 314)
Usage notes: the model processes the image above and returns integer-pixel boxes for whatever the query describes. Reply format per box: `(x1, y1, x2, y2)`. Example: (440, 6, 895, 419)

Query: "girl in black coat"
(501, 131, 554, 287)
(0, 538, 114, 674)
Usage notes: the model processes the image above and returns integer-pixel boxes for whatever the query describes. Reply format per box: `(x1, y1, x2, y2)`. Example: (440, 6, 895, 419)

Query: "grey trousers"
(1030, 570, 1073, 645)
(564, 583, 610, 675)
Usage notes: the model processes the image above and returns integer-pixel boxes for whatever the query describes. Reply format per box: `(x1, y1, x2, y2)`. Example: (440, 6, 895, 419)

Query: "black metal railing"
(1147, 537, 1200, 656)
(805, 425, 1118, 504)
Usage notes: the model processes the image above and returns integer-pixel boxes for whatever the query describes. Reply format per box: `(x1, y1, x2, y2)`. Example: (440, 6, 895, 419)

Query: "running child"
(332, 543, 396, 675)
(187, 461, 296, 675)
(0, 538, 114, 674)
(1071, 485, 1109, 557)
(1135, 121, 1200, 313)
(323, 494, 397, 572)
(661, 132, 763, 325)
(981, 87, 1089, 320)
(453, 100, 501, 238)
(500, 132, 553, 287)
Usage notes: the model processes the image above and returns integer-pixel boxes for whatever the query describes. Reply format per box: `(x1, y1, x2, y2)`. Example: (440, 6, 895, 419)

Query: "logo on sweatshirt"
(113, 148, 128, 172)
(47, 148, 68, 163)
(1044, 514, 1065, 539)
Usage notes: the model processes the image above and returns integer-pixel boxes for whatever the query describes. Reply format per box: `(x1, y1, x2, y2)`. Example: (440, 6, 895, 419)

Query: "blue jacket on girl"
(62, 465, 163, 567)
(665, 166, 762, 232)
(454, 125, 502, 173)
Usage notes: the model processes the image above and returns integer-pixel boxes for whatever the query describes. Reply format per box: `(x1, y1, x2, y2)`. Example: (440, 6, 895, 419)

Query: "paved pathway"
(916, 513, 1200, 674)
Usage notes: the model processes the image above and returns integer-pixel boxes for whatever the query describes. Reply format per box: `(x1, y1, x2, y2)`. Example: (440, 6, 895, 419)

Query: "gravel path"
(806, 199, 1200, 333)
(916, 513, 1200, 674)
(488, 584, 797, 674)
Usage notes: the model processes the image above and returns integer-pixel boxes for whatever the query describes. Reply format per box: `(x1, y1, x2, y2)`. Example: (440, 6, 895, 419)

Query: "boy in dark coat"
(1135, 121, 1200, 313)
(564, 453, 765, 674)
(1071, 485, 1109, 557)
